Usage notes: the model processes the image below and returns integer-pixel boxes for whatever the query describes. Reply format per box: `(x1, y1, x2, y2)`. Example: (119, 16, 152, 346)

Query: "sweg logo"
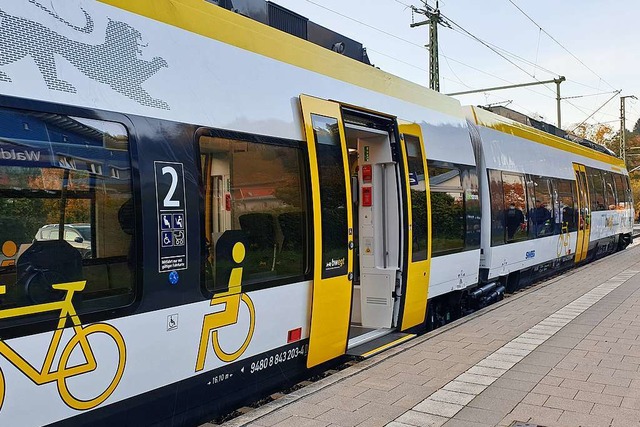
(325, 257, 345, 270)
(0, 148, 41, 162)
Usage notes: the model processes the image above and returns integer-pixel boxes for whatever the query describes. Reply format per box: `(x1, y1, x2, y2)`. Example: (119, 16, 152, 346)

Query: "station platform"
(210, 241, 640, 427)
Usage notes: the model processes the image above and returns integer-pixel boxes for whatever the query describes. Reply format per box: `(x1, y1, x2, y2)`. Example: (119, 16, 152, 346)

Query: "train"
(0, 1, 633, 426)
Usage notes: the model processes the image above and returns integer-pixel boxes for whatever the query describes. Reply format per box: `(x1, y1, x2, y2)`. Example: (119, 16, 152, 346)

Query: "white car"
(34, 224, 92, 258)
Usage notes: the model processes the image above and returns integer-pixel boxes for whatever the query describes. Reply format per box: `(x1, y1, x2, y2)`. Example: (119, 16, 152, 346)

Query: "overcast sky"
(274, 0, 639, 134)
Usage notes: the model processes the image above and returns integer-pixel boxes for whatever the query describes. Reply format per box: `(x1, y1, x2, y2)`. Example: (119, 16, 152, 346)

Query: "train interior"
(343, 117, 404, 350)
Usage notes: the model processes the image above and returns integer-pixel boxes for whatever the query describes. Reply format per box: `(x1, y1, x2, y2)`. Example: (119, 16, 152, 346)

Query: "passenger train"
(0, 1, 633, 425)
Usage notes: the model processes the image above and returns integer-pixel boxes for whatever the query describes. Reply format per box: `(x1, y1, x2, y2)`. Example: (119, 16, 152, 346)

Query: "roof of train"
(467, 105, 627, 171)
(99, 0, 464, 119)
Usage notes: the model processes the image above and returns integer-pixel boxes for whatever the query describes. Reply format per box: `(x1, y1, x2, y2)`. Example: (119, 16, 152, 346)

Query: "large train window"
(551, 178, 577, 233)
(614, 173, 630, 209)
(488, 170, 505, 246)
(199, 135, 306, 292)
(500, 172, 529, 243)
(601, 171, 617, 210)
(529, 176, 553, 237)
(0, 108, 136, 324)
(427, 161, 464, 256)
(586, 168, 606, 211)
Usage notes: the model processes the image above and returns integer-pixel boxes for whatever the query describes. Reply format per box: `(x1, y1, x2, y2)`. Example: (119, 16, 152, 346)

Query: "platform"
(208, 241, 640, 427)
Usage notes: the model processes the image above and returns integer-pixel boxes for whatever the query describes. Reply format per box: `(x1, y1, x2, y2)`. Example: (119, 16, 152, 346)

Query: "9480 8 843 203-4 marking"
(250, 344, 308, 374)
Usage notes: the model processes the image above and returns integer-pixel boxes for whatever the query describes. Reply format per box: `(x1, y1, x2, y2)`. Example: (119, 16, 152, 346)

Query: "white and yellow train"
(0, 1, 633, 425)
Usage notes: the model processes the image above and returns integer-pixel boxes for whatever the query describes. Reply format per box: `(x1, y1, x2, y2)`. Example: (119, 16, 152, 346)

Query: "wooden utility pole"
(410, 1, 450, 92)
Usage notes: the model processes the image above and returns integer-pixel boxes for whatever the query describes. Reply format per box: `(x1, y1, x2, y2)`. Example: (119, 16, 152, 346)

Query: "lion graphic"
(0, 1, 169, 110)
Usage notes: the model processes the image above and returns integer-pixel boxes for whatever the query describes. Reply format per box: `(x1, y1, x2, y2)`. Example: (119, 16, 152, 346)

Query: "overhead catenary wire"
(296, 0, 618, 127)
(506, 0, 617, 92)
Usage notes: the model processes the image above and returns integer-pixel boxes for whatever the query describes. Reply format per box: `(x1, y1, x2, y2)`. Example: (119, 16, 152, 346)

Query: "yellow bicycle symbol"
(195, 242, 256, 370)
(556, 222, 571, 257)
(0, 281, 126, 411)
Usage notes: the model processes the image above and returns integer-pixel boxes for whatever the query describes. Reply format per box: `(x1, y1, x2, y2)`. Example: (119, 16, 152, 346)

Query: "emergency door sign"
(154, 161, 188, 272)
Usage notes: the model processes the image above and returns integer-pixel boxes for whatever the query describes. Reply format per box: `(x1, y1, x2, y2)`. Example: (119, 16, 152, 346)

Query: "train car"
(0, 1, 632, 426)
(467, 106, 634, 292)
(0, 0, 483, 425)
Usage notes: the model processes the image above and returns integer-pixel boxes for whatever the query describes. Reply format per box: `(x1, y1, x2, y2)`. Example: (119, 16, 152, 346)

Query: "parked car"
(34, 224, 92, 258)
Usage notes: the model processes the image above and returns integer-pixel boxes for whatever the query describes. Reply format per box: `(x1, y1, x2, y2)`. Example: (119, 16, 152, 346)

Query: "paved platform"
(213, 241, 640, 427)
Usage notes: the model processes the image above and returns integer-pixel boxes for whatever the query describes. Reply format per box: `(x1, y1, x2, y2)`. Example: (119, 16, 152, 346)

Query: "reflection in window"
(488, 170, 505, 246)
(403, 135, 428, 262)
(552, 178, 577, 233)
(200, 135, 306, 292)
(529, 176, 553, 237)
(501, 173, 528, 243)
(587, 168, 606, 211)
(0, 108, 135, 322)
(311, 115, 348, 279)
(428, 161, 464, 256)
(601, 171, 617, 210)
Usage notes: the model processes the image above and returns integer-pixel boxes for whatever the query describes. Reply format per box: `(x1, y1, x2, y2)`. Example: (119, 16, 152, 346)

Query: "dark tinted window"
(403, 135, 428, 262)
(0, 109, 135, 325)
(502, 173, 529, 243)
(428, 161, 464, 256)
(311, 115, 348, 278)
(587, 167, 606, 211)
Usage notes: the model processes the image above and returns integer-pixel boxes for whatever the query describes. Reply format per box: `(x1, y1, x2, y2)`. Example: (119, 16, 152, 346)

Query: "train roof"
(466, 105, 626, 171)
(101, 0, 464, 119)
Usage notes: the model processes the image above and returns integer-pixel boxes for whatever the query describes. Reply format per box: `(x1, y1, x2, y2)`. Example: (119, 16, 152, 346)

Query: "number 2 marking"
(162, 166, 180, 207)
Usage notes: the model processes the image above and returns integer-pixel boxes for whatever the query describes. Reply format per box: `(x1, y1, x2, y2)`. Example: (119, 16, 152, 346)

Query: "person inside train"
(504, 203, 524, 241)
(529, 199, 551, 237)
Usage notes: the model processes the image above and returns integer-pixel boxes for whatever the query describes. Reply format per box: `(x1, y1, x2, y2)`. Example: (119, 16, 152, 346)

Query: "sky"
(273, 0, 640, 136)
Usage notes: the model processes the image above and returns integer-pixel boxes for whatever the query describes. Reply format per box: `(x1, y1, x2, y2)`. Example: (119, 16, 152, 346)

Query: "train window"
(552, 179, 577, 233)
(310, 115, 348, 278)
(428, 161, 464, 256)
(0, 108, 135, 325)
(529, 176, 553, 238)
(462, 168, 481, 250)
(614, 173, 629, 209)
(199, 135, 306, 292)
(601, 171, 617, 210)
(404, 135, 428, 262)
(587, 168, 606, 211)
(488, 170, 505, 246)
(501, 173, 529, 243)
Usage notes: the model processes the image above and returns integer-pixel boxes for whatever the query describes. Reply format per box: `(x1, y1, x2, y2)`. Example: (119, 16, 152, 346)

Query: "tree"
(633, 118, 640, 136)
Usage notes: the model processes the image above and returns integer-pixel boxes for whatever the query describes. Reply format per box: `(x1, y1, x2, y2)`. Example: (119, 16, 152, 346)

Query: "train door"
(300, 95, 354, 368)
(397, 124, 430, 331)
(300, 96, 412, 366)
(573, 163, 591, 262)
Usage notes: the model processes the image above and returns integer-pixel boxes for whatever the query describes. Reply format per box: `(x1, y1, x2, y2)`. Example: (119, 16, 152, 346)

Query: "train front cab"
(299, 95, 430, 367)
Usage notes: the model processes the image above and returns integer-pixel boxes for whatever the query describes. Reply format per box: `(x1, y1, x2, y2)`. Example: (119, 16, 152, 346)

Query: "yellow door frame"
(573, 163, 591, 263)
(398, 124, 431, 330)
(299, 95, 354, 368)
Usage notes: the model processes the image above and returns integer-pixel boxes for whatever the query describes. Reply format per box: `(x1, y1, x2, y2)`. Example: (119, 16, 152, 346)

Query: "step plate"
(346, 332, 415, 359)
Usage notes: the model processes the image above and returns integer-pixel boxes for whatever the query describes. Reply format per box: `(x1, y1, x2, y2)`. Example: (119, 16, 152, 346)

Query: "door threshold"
(346, 331, 416, 359)
(347, 327, 393, 349)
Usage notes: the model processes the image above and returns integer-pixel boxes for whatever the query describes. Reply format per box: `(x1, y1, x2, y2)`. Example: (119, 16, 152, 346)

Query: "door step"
(346, 332, 415, 359)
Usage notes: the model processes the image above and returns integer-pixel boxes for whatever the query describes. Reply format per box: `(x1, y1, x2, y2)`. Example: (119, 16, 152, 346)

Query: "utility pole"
(410, 1, 450, 92)
(447, 76, 566, 128)
(620, 95, 637, 164)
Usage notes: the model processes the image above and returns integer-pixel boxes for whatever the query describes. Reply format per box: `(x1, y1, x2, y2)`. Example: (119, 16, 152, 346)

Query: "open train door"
(398, 124, 431, 330)
(573, 163, 591, 262)
(300, 95, 354, 368)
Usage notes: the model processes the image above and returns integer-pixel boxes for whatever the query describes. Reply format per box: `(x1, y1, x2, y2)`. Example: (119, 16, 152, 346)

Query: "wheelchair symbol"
(162, 231, 173, 247)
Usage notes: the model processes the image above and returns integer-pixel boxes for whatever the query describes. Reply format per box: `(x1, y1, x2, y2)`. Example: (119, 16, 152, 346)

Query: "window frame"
(194, 127, 312, 297)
